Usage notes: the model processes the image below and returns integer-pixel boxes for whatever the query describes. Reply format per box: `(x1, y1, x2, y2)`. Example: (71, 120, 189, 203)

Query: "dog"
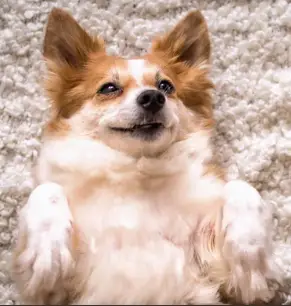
(12, 8, 281, 304)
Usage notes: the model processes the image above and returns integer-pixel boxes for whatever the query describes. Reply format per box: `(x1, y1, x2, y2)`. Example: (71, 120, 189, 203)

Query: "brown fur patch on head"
(43, 8, 108, 119)
(151, 10, 211, 67)
(43, 8, 105, 68)
(148, 10, 214, 129)
(44, 54, 128, 135)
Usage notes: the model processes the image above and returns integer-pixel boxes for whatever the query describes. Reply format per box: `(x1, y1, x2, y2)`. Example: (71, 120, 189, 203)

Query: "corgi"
(12, 8, 281, 305)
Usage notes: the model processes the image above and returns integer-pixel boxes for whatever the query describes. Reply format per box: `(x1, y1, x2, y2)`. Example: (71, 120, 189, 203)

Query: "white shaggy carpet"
(1, 0, 291, 304)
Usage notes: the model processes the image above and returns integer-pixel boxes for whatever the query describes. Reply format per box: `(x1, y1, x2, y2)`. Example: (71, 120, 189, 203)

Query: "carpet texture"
(1, 0, 291, 304)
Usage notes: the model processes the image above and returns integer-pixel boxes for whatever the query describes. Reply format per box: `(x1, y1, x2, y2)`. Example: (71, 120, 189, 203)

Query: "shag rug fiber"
(0, 0, 291, 304)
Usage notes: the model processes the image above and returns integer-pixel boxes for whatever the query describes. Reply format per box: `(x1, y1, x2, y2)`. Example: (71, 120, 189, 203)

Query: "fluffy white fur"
(14, 130, 278, 304)
(1, 0, 291, 304)
(20, 132, 222, 304)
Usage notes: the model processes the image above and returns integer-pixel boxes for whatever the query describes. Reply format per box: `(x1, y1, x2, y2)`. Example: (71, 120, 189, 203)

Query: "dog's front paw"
(222, 180, 281, 304)
(13, 183, 75, 304)
(223, 214, 276, 304)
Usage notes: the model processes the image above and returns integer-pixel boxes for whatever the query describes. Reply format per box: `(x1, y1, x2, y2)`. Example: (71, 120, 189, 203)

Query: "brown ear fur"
(151, 10, 211, 67)
(43, 8, 104, 68)
(149, 11, 213, 129)
(43, 8, 106, 119)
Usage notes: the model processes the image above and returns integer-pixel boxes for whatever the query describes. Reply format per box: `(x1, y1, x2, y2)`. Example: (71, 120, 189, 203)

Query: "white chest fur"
(36, 133, 224, 243)
(31, 133, 226, 304)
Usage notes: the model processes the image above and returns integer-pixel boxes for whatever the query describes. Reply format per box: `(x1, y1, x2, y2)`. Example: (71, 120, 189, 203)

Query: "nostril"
(142, 94, 151, 104)
(157, 93, 165, 105)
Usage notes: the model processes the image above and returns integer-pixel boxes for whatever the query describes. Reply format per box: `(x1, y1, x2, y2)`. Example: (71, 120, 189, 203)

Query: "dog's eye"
(97, 83, 121, 95)
(158, 80, 175, 94)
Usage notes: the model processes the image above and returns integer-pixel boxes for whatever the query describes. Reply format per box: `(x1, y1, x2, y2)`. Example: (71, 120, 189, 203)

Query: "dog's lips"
(110, 122, 164, 133)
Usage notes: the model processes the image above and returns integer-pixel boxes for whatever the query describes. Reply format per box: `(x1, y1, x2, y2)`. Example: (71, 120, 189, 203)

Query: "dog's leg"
(222, 180, 282, 304)
(12, 182, 76, 304)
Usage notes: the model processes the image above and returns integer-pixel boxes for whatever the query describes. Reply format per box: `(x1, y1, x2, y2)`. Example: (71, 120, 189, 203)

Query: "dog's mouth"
(110, 122, 164, 139)
(111, 122, 163, 133)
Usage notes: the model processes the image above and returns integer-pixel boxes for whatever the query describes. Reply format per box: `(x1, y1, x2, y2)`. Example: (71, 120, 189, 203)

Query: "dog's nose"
(137, 90, 165, 113)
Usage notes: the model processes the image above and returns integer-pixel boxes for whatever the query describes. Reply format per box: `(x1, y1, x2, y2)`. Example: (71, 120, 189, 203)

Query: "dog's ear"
(43, 8, 105, 68)
(151, 10, 210, 67)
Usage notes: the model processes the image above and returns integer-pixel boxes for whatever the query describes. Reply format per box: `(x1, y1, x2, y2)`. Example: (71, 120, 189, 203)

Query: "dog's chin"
(101, 122, 176, 157)
(110, 122, 165, 141)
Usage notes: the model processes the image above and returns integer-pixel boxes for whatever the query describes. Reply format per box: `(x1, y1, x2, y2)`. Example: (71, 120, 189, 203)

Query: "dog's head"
(43, 8, 213, 157)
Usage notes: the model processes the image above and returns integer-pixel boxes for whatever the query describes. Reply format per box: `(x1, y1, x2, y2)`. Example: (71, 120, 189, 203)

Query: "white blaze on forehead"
(127, 59, 158, 86)
(127, 59, 146, 85)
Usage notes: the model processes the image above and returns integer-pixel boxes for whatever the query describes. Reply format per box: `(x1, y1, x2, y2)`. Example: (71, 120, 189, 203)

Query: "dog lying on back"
(12, 8, 281, 304)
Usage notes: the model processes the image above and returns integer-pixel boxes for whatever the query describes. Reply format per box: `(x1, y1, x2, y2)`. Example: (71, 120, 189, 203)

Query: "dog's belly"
(69, 184, 201, 248)
(67, 188, 196, 303)
(75, 229, 186, 304)
(42, 155, 225, 303)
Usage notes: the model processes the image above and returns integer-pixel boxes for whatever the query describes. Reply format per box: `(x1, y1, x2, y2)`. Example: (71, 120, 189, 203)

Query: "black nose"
(137, 90, 165, 113)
